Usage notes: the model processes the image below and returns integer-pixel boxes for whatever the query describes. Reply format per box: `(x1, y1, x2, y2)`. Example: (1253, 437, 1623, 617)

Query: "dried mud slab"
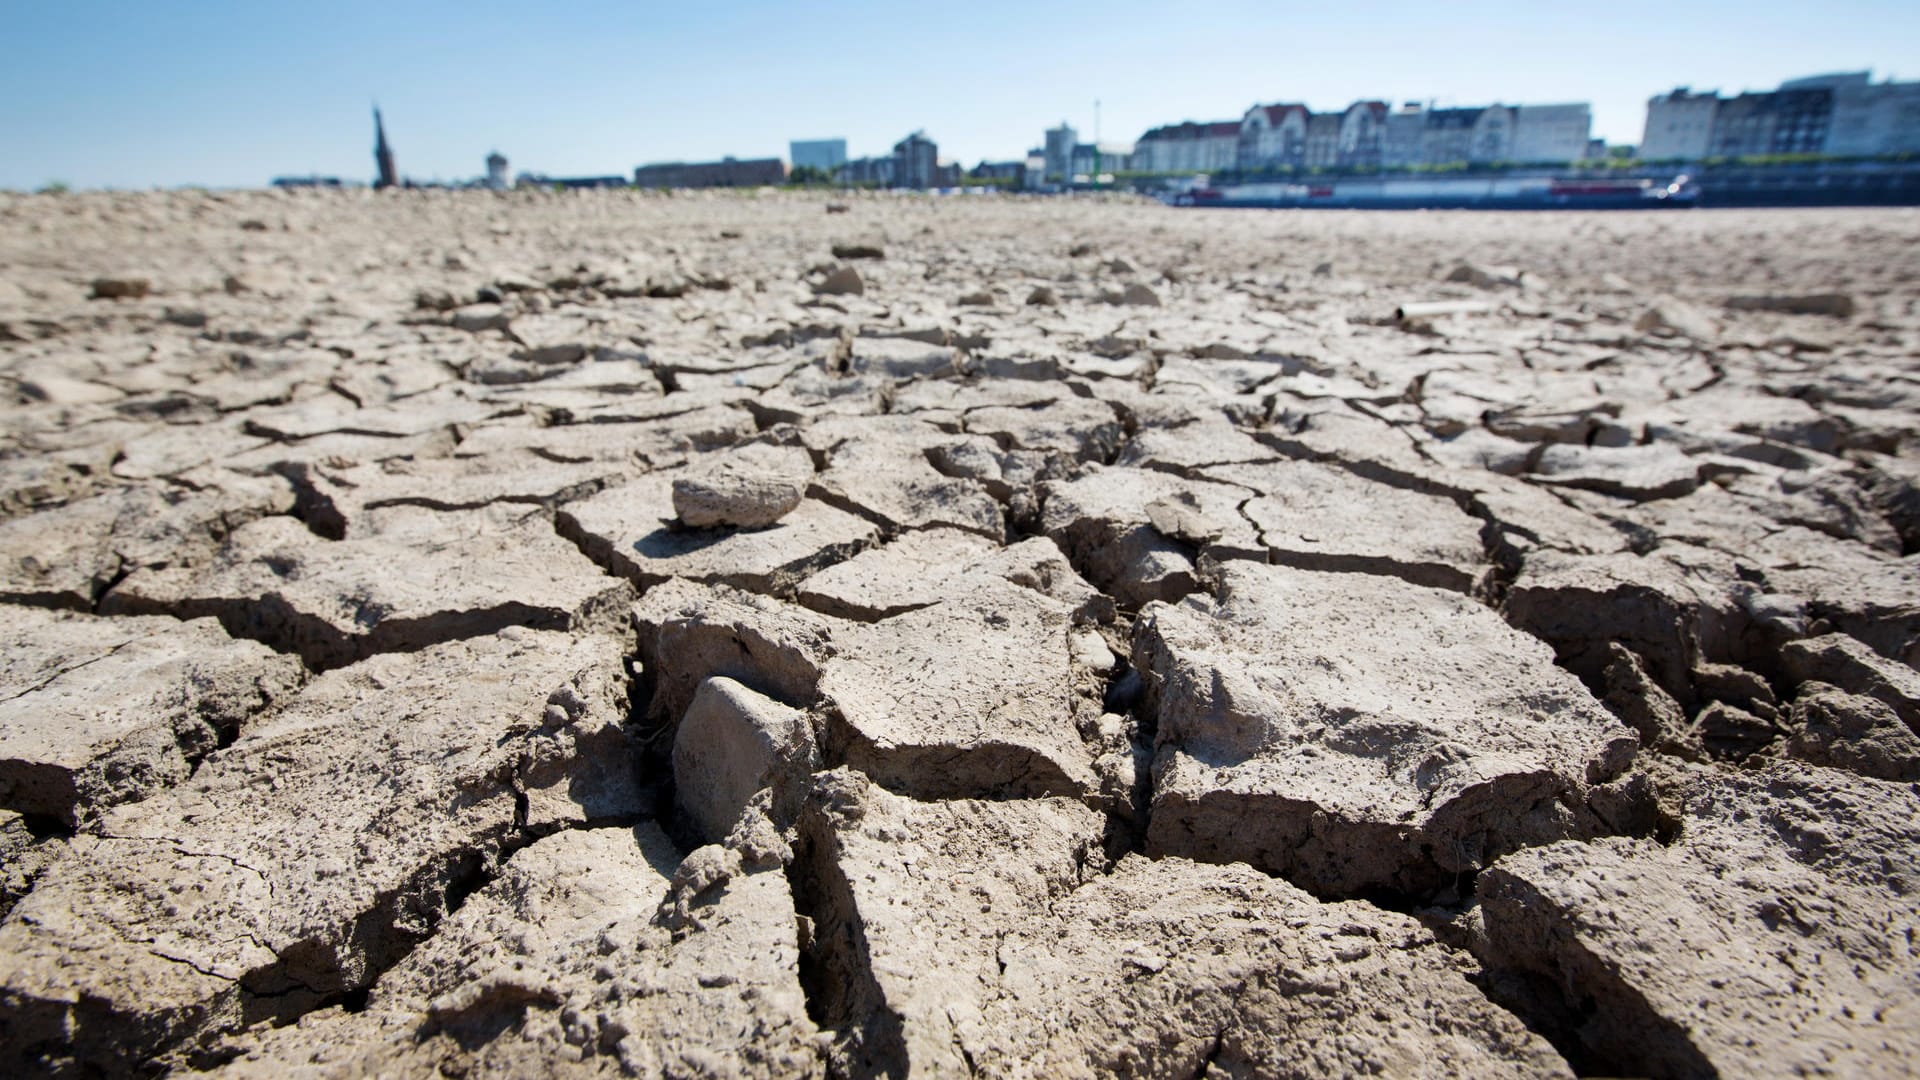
(1135, 562, 1637, 898)
(103, 504, 633, 669)
(0, 608, 303, 827)
(208, 826, 824, 1080)
(0, 473, 295, 609)
(1475, 762, 1920, 1078)
(1201, 458, 1494, 594)
(819, 581, 1107, 803)
(0, 629, 640, 1074)
(797, 770, 1571, 1078)
(1040, 466, 1262, 607)
(559, 471, 877, 595)
(795, 528, 1108, 623)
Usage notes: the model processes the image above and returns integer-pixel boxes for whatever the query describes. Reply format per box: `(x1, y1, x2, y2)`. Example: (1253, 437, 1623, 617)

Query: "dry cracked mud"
(1, 187, 1918, 1078)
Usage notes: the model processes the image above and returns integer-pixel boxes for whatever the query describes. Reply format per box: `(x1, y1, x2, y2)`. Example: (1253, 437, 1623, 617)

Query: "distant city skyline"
(3, 1, 1916, 190)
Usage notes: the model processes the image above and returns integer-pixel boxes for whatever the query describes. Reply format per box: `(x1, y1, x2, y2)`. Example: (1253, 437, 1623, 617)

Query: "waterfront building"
(1511, 104, 1593, 163)
(1149, 93, 1594, 173)
(1238, 104, 1308, 169)
(1641, 88, 1719, 160)
(1337, 101, 1389, 168)
(837, 155, 895, 186)
(1304, 112, 1343, 168)
(1382, 103, 1428, 167)
(1044, 123, 1077, 184)
(892, 131, 940, 189)
(1023, 150, 1047, 189)
(633, 157, 786, 188)
(1798, 72, 1920, 157)
(1641, 71, 1920, 161)
(790, 139, 847, 172)
(1070, 141, 1134, 178)
(1134, 121, 1240, 173)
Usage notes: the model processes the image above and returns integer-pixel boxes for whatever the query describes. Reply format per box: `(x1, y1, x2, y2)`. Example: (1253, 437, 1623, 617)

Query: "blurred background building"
(633, 157, 787, 188)
(1642, 71, 1920, 160)
(789, 138, 847, 172)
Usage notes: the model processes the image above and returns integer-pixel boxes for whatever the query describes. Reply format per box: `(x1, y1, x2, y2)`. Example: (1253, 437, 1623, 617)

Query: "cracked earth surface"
(1, 188, 1918, 1077)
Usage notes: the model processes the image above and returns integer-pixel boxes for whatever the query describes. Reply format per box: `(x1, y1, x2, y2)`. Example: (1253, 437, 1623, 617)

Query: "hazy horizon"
(4, 0, 1916, 190)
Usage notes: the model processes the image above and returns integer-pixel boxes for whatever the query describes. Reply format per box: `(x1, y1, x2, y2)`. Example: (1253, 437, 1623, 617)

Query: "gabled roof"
(1246, 103, 1309, 125)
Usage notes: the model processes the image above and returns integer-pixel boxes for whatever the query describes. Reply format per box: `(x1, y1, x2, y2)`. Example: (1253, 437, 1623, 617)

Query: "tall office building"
(1044, 123, 1078, 183)
(790, 139, 848, 172)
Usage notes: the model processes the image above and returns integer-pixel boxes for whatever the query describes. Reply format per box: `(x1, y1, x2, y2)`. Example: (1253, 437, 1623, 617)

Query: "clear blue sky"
(4, 1, 1914, 189)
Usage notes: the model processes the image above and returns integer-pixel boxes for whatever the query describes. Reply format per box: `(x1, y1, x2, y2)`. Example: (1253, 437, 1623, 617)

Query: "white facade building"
(1134, 121, 1240, 173)
(1511, 103, 1593, 163)
(1641, 89, 1719, 160)
(1141, 95, 1595, 173)
(1238, 104, 1308, 168)
(1642, 72, 1920, 161)
(1382, 104, 1428, 166)
(1826, 77, 1920, 156)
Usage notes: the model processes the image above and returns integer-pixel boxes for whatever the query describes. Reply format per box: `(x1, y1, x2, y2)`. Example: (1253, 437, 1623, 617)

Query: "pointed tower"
(373, 107, 398, 190)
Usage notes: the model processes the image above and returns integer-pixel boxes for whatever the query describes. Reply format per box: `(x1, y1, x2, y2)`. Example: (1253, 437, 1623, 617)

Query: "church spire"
(373, 106, 397, 190)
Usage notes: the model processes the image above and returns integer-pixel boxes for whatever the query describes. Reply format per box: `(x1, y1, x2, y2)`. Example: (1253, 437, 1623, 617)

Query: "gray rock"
(0, 811, 66, 920)
(1531, 442, 1701, 501)
(0, 474, 295, 610)
(1634, 300, 1717, 339)
(629, 578, 839, 729)
(671, 444, 811, 528)
(965, 397, 1123, 462)
(808, 421, 1004, 538)
(814, 265, 863, 296)
(1745, 526, 1920, 667)
(1504, 545, 1752, 707)
(448, 303, 507, 332)
(845, 337, 956, 379)
(1040, 466, 1262, 607)
(1445, 261, 1523, 289)
(1602, 642, 1703, 761)
(560, 473, 876, 595)
(673, 676, 818, 842)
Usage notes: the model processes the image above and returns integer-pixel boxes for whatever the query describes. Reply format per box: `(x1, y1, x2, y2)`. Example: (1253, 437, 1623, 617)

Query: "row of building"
(627, 132, 962, 190)
(1641, 72, 1920, 160)
(357, 69, 1920, 194)
(1049, 99, 1598, 181)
